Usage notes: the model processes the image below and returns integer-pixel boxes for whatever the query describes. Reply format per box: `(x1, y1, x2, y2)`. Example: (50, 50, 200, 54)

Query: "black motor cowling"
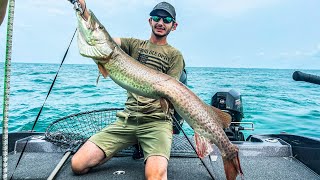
(211, 89, 245, 141)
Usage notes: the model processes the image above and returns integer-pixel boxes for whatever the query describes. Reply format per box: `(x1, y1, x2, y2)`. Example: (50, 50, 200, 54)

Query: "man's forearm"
(0, 0, 8, 26)
(75, 1, 121, 46)
(78, 0, 90, 21)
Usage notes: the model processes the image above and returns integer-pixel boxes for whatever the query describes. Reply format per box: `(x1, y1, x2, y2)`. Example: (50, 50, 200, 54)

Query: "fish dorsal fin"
(212, 106, 232, 129)
(194, 132, 213, 158)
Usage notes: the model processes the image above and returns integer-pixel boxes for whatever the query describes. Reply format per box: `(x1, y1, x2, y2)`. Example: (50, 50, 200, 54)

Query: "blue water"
(1, 63, 320, 139)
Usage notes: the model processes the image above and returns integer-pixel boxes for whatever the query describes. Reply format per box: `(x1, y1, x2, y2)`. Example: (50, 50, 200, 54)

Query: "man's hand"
(68, 0, 89, 21)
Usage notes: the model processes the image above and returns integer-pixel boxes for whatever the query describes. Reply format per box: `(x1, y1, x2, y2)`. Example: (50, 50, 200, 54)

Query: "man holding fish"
(70, 1, 185, 179)
(69, 0, 243, 179)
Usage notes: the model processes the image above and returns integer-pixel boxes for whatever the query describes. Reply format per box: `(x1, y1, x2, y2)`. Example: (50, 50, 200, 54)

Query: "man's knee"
(70, 141, 106, 175)
(145, 156, 168, 180)
(71, 156, 89, 175)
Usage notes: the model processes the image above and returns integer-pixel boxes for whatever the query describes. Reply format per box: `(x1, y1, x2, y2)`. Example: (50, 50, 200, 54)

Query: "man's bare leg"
(71, 141, 108, 174)
(145, 156, 168, 180)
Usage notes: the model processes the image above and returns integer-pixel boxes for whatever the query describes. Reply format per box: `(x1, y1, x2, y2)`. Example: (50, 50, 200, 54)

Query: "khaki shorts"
(89, 118, 173, 161)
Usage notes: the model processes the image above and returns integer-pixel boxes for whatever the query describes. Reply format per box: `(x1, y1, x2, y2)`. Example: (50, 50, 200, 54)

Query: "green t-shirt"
(118, 38, 185, 121)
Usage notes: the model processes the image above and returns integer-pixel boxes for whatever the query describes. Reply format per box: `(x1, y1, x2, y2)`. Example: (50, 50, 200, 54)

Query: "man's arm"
(113, 38, 121, 46)
(0, 0, 8, 26)
(167, 52, 185, 80)
(77, 0, 90, 21)
(76, 0, 121, 46)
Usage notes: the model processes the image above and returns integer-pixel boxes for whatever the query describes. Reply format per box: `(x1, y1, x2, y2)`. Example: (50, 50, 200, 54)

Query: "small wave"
(60, 91, 76, 95)
(32, 79, 51, 83)
(29, 71, 56, 75)
(16, 89, 35, 93)
(81, 89, 95, 94)
(277, 96, 300, 105)
(82, 84, 97, 88)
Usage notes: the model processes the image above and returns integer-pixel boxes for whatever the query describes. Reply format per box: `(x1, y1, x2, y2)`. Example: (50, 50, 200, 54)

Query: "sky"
(0, 0, 320, 69)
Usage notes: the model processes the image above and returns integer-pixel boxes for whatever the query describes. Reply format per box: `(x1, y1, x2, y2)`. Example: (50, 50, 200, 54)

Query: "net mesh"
(45, 108, 123, 148)
(44, 108, 197, 157)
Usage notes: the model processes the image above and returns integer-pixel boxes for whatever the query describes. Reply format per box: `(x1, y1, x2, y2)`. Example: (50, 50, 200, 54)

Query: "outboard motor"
(211, 89, 245, 141)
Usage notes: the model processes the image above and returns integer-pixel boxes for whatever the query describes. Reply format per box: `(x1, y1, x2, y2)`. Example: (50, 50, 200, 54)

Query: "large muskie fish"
(75, 11, 243, 180)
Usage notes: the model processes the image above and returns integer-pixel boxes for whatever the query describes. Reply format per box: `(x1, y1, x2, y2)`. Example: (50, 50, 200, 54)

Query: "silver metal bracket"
(231, 122, 254, 131)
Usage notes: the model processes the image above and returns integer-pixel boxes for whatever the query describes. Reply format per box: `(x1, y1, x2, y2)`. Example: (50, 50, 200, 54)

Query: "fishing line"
(172, 116, 215, 180)
(9, 28, 78, 180)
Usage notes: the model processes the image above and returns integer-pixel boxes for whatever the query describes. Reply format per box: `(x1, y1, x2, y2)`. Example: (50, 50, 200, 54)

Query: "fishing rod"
(9, 28, 77, 180)
(47, 140, 84, 180)
(13, 1, 84, 179)
(172, 115, 216, 180)
(2, 0, 15, 179)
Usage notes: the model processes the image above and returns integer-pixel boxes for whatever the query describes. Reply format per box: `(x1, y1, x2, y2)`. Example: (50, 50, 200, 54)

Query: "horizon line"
(0, 61, 320, 71)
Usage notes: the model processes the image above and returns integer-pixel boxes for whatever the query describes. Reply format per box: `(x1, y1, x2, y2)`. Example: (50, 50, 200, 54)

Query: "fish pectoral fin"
(97, 62, 109, 78)
(160, 98, 170, 115)
(212, 106, 232, 128)
(194, 132, 213, 158)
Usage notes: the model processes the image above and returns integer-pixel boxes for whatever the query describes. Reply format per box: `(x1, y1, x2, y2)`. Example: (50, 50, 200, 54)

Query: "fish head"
(76, 11, 116, 61)
(77, 12, 108, 46)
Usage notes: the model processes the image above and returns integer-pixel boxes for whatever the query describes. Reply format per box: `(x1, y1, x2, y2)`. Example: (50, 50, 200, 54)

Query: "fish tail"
(222, 152, 243, 180)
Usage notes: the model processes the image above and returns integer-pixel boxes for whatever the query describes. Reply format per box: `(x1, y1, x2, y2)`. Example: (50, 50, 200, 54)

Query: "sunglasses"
(151, 16, 175, 24)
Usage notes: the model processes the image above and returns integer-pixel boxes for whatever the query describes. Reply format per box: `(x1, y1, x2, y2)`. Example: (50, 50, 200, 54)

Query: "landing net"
(45, 108, 123, 148)
(44, 108, 197, 157)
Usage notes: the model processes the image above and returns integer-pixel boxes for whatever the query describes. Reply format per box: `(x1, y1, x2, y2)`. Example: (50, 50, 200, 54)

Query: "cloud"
(279, 52, 289, 57)
(311, 44, 320, 58)
(278, 50, 306, 58)
(15, 0, 282, 19)
(47, 8, 67, 16)
(15, 23, 33, 29)
(256, 52, 265, 56)
(277, 44, 320, 59)
(302, 44, 320, 58)
(94, 0, 159, 6)
(185, 0, 283, 18)
(86, 0, 170, 15)
(16, 0, 70, 16)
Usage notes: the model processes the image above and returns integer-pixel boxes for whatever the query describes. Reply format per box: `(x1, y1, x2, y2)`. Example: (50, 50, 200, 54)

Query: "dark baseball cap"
(149, 2, 176, 19)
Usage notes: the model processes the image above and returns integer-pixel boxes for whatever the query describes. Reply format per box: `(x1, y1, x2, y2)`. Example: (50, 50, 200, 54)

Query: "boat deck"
(3, 134, 319, 180)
